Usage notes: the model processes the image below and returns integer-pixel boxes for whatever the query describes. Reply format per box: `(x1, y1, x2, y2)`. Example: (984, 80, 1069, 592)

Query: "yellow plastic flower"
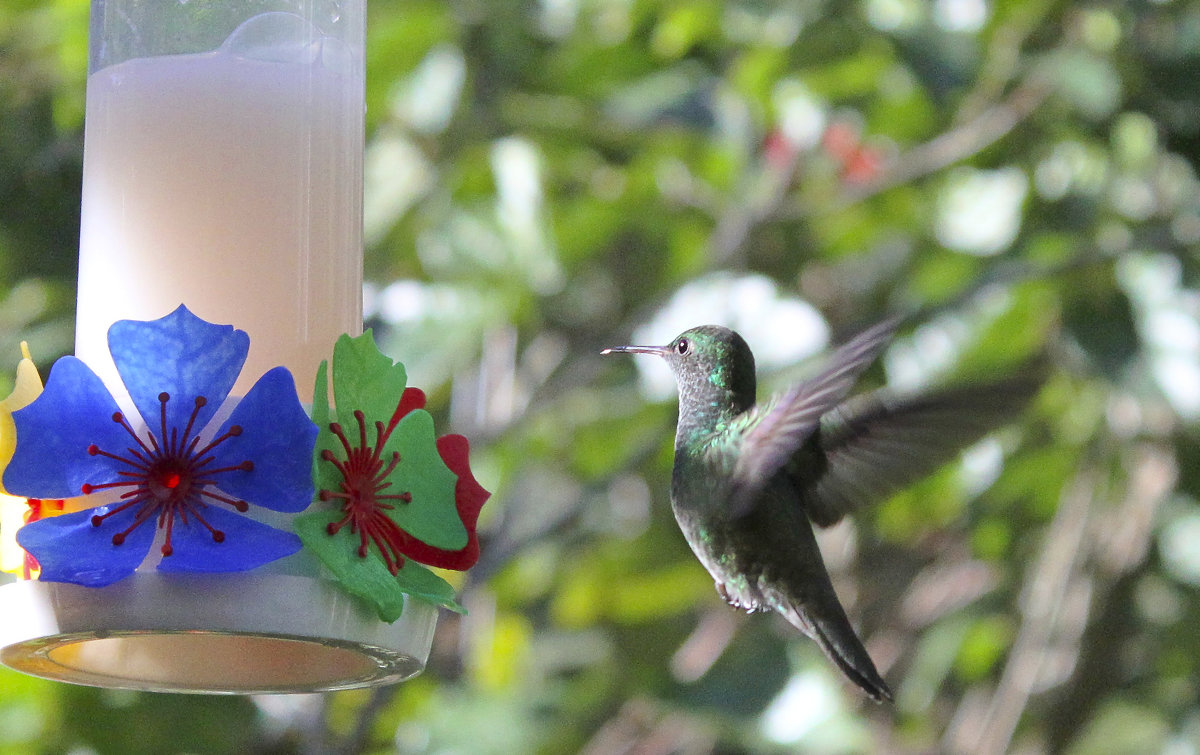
(0, 344, 72, 578)
(0, 343, 43, 472)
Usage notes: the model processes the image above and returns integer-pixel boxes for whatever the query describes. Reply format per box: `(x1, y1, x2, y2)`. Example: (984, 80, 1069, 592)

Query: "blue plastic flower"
(3, 305, 318, 587)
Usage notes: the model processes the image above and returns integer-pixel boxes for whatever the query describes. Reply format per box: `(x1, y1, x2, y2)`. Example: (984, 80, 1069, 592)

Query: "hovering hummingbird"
(603, 318, 1037, 701)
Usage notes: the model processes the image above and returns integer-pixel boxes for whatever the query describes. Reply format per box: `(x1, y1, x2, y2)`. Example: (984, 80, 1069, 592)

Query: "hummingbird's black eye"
(675, 338, 691, 355)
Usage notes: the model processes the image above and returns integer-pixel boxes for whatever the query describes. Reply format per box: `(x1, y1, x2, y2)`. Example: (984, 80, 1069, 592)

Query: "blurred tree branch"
(946, 443, 1178, 754)
(946, 462, 1098, 755)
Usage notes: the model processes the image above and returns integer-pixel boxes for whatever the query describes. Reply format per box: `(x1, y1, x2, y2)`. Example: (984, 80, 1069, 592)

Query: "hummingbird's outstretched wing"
(800, 375, 1040, 527)
(727, 316, 901, 514)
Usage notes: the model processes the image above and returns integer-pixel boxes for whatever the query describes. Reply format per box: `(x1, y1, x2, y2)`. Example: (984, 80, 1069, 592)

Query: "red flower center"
(319, 409, 412, 575)
(83, 392, 253, 557)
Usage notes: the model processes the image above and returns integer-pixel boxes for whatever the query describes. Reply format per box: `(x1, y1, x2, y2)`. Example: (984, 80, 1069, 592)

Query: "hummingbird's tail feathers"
(803, 373, 1041, 527)
(728, 316, 902, 517)
(778, 599, 894, 702)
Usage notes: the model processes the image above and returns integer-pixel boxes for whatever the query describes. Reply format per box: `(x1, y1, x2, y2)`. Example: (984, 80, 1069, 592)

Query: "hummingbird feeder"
(0, 0, 488, 694)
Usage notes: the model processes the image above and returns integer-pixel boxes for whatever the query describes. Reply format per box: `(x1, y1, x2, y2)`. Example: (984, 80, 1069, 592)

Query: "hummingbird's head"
(603, 325, 756, 413)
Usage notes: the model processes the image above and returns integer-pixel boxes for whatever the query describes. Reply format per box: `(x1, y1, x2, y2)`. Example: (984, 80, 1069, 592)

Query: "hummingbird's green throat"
(603, 326, 756, 448)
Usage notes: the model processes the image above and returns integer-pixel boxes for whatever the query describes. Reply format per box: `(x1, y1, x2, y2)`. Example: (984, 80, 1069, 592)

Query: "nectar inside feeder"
(0, 0, 488, 694)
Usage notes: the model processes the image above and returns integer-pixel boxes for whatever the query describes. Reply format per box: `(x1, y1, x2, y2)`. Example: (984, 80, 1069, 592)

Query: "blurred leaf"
(58, 688, 258, 755)
(875, 465, 965, 542)
(1065, 700, 1170, 755)
(1048, 49, 1123, 120)
(954, 614, 1014, 682)
(955, 281, 1058, 377)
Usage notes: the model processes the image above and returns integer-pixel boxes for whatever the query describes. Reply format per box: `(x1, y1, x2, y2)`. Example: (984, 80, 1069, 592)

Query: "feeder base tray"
(0, 573, 437, 694)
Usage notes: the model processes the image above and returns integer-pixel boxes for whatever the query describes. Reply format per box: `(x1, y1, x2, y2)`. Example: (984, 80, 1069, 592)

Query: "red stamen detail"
(200, 460, 254, 475)
(178, 396, 206, 455)
(161, 509, 175, 556)
(192, 425, 241, 459)
(89, 443, 151, 471)
(80, 393, 256, 555)
(199, 488, 250, 512)
(318, 408, 414, 574)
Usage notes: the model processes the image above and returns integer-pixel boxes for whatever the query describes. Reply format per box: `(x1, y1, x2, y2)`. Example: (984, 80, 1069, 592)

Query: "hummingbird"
(603, 318, 1037, 701)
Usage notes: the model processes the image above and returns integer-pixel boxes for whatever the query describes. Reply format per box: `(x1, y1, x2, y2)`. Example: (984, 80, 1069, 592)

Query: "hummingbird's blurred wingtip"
(871, 678, 895, 704)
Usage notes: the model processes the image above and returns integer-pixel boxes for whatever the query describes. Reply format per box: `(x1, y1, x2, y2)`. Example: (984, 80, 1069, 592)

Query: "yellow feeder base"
(0, 572, 436, 694)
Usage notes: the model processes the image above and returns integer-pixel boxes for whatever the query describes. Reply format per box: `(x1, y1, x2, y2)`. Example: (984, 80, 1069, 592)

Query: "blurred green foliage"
(3, 0, 1200, 753)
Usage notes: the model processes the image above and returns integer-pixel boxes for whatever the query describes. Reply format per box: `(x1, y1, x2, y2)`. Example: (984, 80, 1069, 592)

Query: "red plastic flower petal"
(389, 434, 488, 570)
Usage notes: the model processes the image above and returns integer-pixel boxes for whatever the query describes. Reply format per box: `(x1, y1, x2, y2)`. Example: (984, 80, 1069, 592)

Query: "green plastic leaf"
(295, 511, 462, 622)
(378, 408, 467, 550)
(295, 511, 407, 621)
(311, 359, 341, 496)
(331, 331, 408, 423)
(393, 558, 465, 614)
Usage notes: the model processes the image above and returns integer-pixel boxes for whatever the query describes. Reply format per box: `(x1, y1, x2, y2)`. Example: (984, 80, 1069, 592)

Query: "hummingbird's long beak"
(601, 344, 669, 357)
